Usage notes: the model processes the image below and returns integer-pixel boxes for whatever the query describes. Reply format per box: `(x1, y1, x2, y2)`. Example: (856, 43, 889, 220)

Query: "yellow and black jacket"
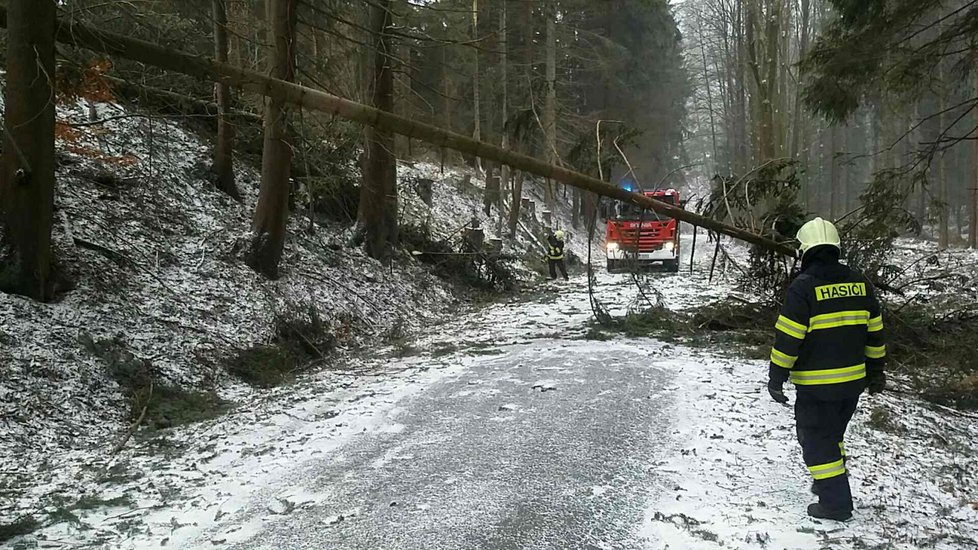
(547, 235, 565, 261)
(770, 252, 885, 400)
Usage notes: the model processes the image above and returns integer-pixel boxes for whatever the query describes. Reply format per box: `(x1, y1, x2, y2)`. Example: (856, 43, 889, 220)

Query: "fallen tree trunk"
(0, 7, 797, 257)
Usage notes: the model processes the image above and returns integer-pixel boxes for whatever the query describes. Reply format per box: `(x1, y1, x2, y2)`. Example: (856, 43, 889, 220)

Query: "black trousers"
(548, 259, 568, 280)
(795, 393, 859, 511)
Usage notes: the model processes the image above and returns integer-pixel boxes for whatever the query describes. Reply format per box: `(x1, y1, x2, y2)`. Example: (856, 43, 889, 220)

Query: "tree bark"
(696, 14, 719, 173)
(21, 7, 797, 257)
(499, 0, 510, 238)
(789, 0, 811, 160)
(0, 0, 58, 301)
(361, 0, 398, 261)
(972, 48, 978, 249)
(471, 0, 482, 173)
(938, 55, 949, 250)
(509, 171, 524, 238)
(212, 0, 240, 201)
(829, 125, 840, 220)
(543, 0, 558, 211)
(246, 0, 296, 278)
(483, 163, 498, 216)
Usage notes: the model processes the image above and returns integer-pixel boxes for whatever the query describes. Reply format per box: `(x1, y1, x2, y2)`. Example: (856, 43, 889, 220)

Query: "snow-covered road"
(10, 239, 978, 549)
(227, 339, 676, 549)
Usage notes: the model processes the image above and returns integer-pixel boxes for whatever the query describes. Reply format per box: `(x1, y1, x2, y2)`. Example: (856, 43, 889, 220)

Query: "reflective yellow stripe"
(838, 442, 846, 457)
(865, 345, 886, 359)
(808, 310, 870, 331)
(770, 348, 798, 369)
(775, 315, 807, 339)
(809, 458, 846, 480)
(868, 315, 884, 333)
(791, 364, 867, 386)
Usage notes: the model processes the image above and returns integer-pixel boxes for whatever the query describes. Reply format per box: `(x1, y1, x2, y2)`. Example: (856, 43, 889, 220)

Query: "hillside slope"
(0, 97, 593, 471)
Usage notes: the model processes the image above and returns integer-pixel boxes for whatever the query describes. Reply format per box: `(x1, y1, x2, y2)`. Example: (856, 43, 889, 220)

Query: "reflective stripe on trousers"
(809, 458, 847, 480)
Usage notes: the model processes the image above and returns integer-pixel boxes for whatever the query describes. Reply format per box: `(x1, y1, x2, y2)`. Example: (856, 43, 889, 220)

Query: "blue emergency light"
(618, 178, 636, 192)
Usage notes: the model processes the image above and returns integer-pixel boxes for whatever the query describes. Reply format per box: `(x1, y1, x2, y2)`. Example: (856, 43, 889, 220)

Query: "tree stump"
(463, 227, 485, 253)
(416, 178, 434, 206)
(487, 237, 503, 254)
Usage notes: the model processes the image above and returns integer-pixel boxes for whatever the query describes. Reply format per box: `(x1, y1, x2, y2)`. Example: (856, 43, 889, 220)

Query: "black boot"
(807, 503, 852, 522)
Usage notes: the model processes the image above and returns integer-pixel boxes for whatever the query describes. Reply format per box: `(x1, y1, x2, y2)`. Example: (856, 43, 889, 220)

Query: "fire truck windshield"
(612, 195, 677, 221)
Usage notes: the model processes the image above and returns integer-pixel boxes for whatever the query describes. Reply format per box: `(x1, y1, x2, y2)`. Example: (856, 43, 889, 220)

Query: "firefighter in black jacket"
(768, 217, 886, 521)
(547, 230, 569, 280)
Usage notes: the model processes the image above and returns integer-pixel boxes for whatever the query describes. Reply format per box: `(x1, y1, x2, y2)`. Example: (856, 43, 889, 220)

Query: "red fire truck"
(605, 188, 682, 273)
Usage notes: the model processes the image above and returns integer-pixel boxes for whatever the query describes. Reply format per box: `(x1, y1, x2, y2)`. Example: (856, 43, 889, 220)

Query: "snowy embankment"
(0, 96, 590, 535)
(642, 354, 978, 549)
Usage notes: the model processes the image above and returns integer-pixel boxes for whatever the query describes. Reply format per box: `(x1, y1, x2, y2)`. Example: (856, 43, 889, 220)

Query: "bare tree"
(0, 0, 58, 301)
(246, 0, 297, 278)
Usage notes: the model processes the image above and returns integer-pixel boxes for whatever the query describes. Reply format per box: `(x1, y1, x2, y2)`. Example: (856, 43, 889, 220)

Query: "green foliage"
(0, 516, 40, 544)
(801, 0, 973, 122)
(228, 304, 336, 388)
(839, 169, 921, 280)
(80, 333, 229, 429)
(228, 345, 298, 387)
(868, 405, 902, 433)
(705, 160, 806, 302)
(141, 384, 228, 430)
(886, 305, 978, 410)
(400, 223, 520, 292)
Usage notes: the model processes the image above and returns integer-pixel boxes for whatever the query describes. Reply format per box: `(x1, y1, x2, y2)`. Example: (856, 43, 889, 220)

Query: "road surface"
(227, 339, 676, 549)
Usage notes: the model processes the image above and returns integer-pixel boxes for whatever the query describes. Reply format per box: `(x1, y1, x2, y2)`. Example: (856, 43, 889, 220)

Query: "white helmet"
(554, 230, 565, 240)
(796, 217, 840, 256)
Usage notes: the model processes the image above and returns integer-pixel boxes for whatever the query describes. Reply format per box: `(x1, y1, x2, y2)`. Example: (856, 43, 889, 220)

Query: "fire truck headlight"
(606, 243, 619, 252)
(663, 241, 675, 252)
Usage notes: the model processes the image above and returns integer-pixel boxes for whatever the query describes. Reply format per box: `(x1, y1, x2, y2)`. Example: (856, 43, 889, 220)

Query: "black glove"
(767, 363, 790, 404)
(867, 371, 886, 395)
(768, 378, 789, 404)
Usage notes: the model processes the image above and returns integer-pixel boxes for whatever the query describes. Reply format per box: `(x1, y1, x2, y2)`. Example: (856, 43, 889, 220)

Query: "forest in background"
(0, 0, 691, 302)
(680, 0, 978, 254)
(0, 0, 975, 303)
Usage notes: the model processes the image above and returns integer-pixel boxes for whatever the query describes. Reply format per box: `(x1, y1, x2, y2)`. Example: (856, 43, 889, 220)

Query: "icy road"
(16, 247, 978, 549)
(230, 339, 675, 549)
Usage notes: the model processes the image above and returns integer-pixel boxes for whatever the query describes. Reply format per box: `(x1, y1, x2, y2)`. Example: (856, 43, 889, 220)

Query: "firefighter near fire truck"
(604, 180, 683, 273)
(546, 230, 569, 281)
(767, 217, 887, 522)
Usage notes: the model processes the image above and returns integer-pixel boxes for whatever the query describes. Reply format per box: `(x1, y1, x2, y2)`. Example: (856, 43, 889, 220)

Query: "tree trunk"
(0, 0, 58, 301)
(829, 125, 840, 219)
(789, 0, 811, 160)
(499, 0, 510, 238)
(212, 0, 240, 201)
(840, 126, 849, 214)
(471, 0, 482, 173)
(544, 0, 558, 211)
(483, 163, 498, 216)
(28, 8, 797, 257)
(509, 171, 524, 238)
(361, 0, 398, 261)
(697, 15, 719, 172)
(972, 48, 978, 249)
(938, 58, 949, 250)
(246, 0, 296, 278)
